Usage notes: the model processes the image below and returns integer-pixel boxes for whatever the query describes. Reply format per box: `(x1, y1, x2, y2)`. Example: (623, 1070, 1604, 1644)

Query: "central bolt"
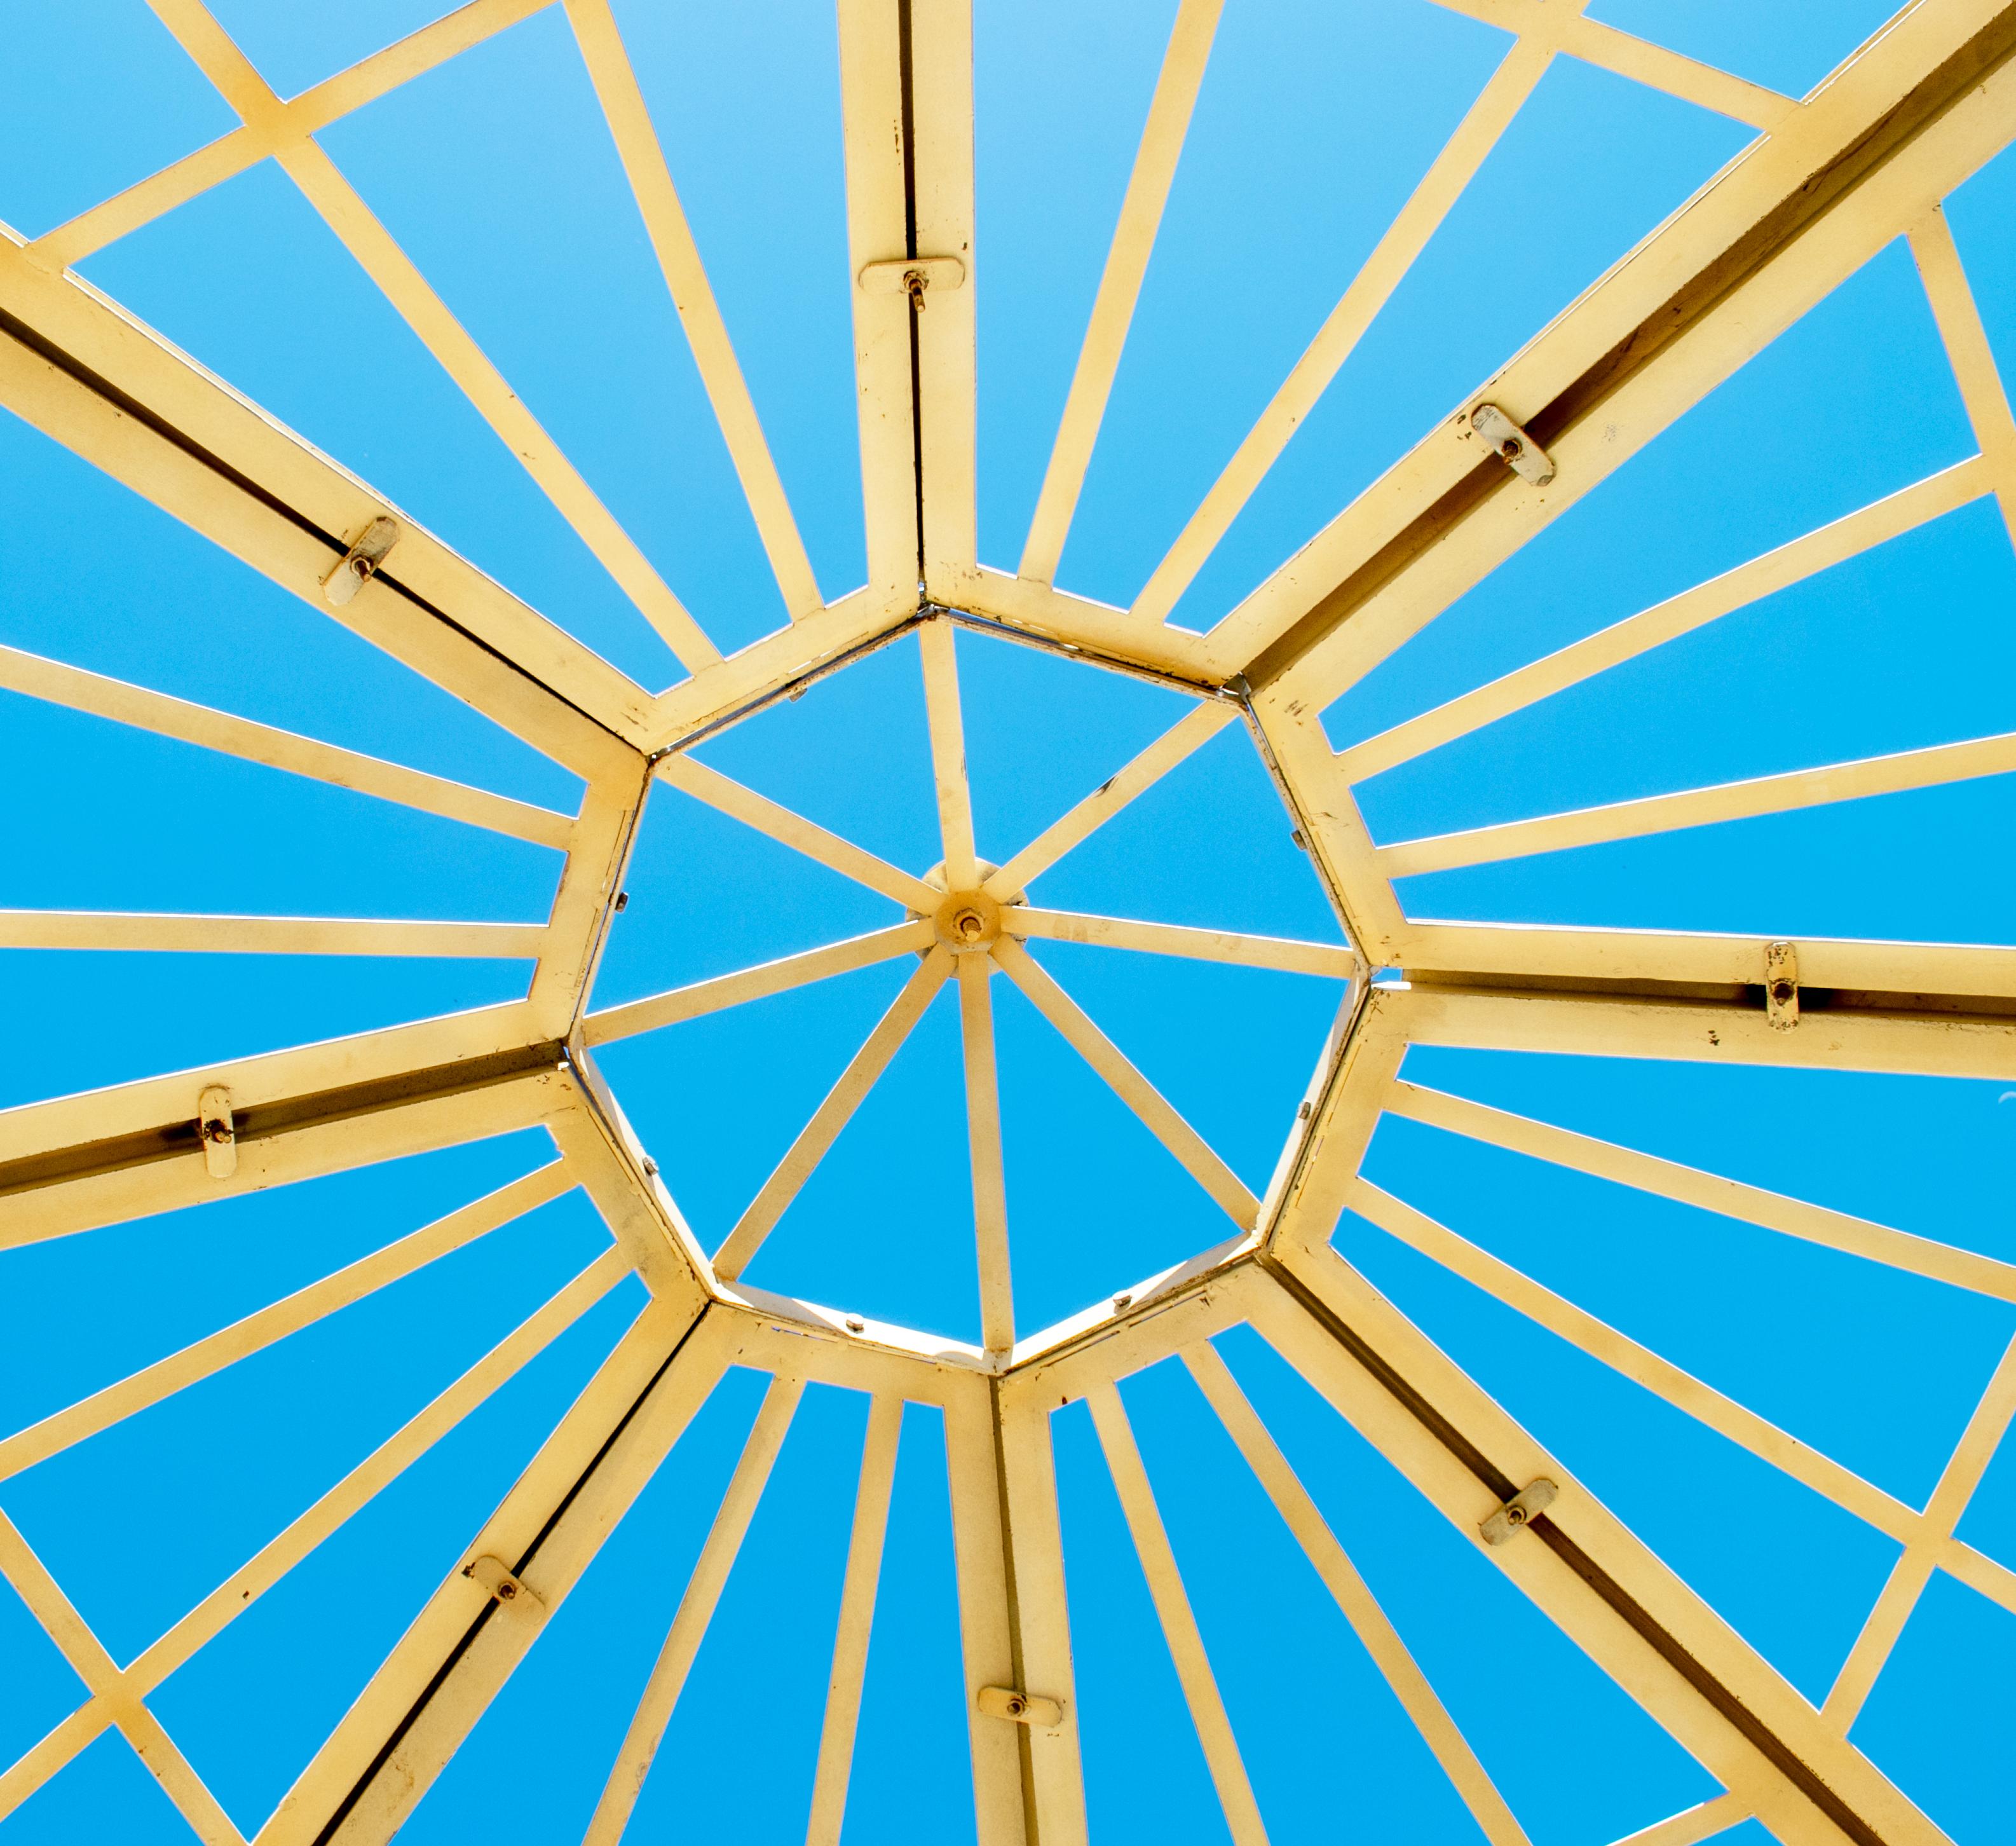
(930, 883, 1005, 952)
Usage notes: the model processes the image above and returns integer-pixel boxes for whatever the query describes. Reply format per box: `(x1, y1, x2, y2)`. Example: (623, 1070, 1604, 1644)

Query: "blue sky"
(2, 2, 2013, 1843)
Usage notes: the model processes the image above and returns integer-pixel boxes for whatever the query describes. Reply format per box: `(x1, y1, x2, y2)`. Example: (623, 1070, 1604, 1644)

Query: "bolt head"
(845, 1315, 866, 1334)
(1505, 1503, 1527, 1526)
(932, 886, 1003, 951)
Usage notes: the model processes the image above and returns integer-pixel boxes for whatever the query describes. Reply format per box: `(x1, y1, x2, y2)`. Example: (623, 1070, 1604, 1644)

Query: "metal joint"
(1470, 402, 1555, 486)
(464, 1554, 543, 1613)
(976, 1685, 1063, 1728)
(1765, 941, 1799, 1030)
(320, 516, 400, 607)
(196, 1085, 236, 1180)
(1480, 1477, 1556, 1545)
(857, 255, 968, 312)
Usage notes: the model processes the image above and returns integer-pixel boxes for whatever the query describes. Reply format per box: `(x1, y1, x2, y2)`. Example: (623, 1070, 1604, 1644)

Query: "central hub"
(934, 887, 1002, 952)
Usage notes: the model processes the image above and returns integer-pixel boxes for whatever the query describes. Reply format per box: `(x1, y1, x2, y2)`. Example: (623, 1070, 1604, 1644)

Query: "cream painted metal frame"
(3, 0, 2016, 1841)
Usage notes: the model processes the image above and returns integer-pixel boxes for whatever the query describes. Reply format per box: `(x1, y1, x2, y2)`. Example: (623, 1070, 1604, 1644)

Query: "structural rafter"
(1, 2, 2014, 1843)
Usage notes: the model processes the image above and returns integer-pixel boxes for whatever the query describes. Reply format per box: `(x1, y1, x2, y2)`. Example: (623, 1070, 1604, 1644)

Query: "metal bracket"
(976, 1685, 1063, 1728)
(197, 1085, 236, 1180)
(464, 1554, 543, 1614)
(857, 255, 967, 312)
(1470, 402, 1555, 487)
(1765, 940, 1799, 1031)
(320, 516, 400, 607)
(1480, 1477, 1556, 1545)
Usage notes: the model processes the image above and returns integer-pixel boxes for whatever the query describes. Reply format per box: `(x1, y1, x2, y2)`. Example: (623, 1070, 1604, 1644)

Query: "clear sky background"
(2, 1, 2014, 1842)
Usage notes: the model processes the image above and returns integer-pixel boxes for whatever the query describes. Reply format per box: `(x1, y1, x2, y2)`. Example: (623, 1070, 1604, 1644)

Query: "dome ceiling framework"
(2, 1, 2016, 1843)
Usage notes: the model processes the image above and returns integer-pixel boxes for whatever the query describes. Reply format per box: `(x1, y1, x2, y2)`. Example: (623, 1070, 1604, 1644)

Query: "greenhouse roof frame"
(3, 1, 2016, 1842)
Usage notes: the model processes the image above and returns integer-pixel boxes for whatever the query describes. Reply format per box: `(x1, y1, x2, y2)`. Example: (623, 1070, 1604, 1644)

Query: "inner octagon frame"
(3, 1, 2016, 1843)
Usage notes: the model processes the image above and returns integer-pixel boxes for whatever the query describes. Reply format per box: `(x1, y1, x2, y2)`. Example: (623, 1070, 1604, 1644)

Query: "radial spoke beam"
(1389, 980, 2016, 1081)
(0, 1026, 563, 1252)
(1182, 1340, 1531, 1846)
(1348, 1177, 1919, 1542)
(837, 0, 922, 604)
(583, 921, 937, 1045)
(957, 957, 1016, 1355)
(1018, 0, 1225, 585)
(1608, 1795, 1754, 1846)
(1393, 919, 2016, 1006)
(984, 700, 1238, 901)
(995, 1391, 1094, 1842)
(1247, 1243, 1949, 1846)
(936, 1379, 1034, 1846)
(1220, 1, 2016, 699)
(1086, 1381, 1269, 1846)
(655, 751, 941, 912)
(277, 138, 719, 672)
(0, 910, 547, 958)
(995, 936, 1258, 1229)
(144, 1249, 630, 1712)
(0, 1246, 627, 1829)
(910, 0, 977, 598)
(585, 1372, 805, 1846)
(1379, 728, 2016, 879)
(1338, 458, 1992, 783)
(0, 243, 652, 768)
(0, 1162, 572, 1482)
(563, 0, 823, 620)
(919, 615, 981, 891)
(0, 641, 577, 847)
(714, 947, 953, 1280)
(268, 1299, 733, 1845)
(1387, 1079, 2016, 1303)
(1131, 33, 1555, 626)
(146, 0, 718, 673)
(1008, 907, 1354, 980)
(805, 1393, 904, 1846)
